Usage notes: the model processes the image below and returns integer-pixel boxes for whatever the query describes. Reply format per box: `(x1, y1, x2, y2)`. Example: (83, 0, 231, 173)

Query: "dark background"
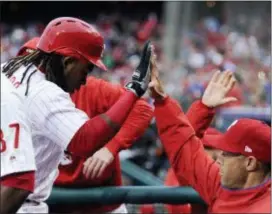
(1, 1, 224, 24)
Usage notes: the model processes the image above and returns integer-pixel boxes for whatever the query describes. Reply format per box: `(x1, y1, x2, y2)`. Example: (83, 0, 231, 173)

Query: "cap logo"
(227, 120, 238, 130)
(245, 146, 252, 153)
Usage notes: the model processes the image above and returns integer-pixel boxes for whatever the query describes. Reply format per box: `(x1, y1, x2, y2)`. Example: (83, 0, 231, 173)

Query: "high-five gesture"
(202, 70, 237, 108)
(148, 53, 167, 100)
(125, 40, 153, 97)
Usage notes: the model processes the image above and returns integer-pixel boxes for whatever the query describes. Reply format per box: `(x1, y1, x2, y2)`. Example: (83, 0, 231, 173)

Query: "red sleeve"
(154, 97, 220, 205)
(1, 171, 35, 192)
(74, 78, 153, 156)
(105, 98, 153, 155)
(67, 90, 138, 157)
(186, 100, 215, 138)
(98, 81, 153, 155)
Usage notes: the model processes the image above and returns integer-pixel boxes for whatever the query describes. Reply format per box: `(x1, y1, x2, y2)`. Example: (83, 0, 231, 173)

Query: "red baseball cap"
(202, 128, 223, 149)
(208, 119, 271, 163)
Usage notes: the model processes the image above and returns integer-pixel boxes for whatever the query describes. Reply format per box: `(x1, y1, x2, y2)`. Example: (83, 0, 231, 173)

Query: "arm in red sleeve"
(67, 90, 138, 157)
(105, 98, 153, 156)
(186, 100, 215, 138)
(154, 97, 220, 205)
(72, 77, 153, 156)
(90, 78, 153, 156)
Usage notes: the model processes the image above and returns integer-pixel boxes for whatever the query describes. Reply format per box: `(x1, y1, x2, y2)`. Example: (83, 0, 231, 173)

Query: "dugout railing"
(47, 186, 205, 206)
(47, 107, 270, 207)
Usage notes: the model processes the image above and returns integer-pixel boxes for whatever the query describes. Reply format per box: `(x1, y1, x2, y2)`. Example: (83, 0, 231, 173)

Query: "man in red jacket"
(56, 76, 153, 213)
(165, 128, 223, 214)
(149, 63, 271, 213)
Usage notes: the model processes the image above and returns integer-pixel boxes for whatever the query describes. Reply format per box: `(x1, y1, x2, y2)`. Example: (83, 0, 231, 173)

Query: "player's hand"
(82, 147, 114, 179)
(148, 52, 167, 100)
(125, 40, 153, 97)
(202, 70, 237, 108)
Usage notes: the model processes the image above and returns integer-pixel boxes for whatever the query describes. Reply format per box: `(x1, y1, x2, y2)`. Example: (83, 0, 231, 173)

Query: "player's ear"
(62, 57, 75, 70)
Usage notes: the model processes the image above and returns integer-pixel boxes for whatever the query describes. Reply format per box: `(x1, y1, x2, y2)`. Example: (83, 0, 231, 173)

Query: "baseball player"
(1, 17, 153, 213)
(0, 72, 36, 214)
(17, 36, 154, 213)
(149, 59, 271, 213)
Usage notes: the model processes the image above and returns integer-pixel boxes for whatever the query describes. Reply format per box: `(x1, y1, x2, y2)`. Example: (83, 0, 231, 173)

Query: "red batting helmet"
(37, 17, 107, 71)
(17, 37, 39, 56)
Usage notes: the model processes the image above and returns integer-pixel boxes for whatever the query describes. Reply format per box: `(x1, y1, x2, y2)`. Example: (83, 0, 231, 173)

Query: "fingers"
(151, 68, 157, 83)
(214, 70, 236, 91)
(217, 71, 226, 83)
(150, 48, 160, 87)
(148, 81, 156, 88)
(221, 70, 233, 86)
(83, 148, 114, 179)
(220, 97, 238, 105)
(82, 159, 89, 176)
(84, 159, 108, 179)
(96, 163, 108, 178)
(83, 157, 108, 179)
(90, 160, 104, 179)
(225, 75, 236, 92)
(83, 157, 97, 179)
(210, 70, 221, 83)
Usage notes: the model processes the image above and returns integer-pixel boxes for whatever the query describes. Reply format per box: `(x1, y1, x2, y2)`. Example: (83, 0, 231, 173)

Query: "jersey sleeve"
(80, 78, 153, 156)
(1, 95, 36, 177)
(27, 83, 89, 150)
(186, 100, 215, 138)
(154, 97, 220, 205)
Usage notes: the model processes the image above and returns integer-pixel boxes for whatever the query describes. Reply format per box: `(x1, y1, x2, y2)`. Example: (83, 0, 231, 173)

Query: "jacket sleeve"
(68, 90, 138, 157)
(154, 97, 220, 205)
(186, 100, 215, 138)
(87, 78, 153, 156)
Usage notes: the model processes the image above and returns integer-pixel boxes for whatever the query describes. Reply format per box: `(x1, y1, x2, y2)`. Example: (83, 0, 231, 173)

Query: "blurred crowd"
(1, 12, 271, 178)
(1, 12, 271, 110)
(1, 6, 271, 214)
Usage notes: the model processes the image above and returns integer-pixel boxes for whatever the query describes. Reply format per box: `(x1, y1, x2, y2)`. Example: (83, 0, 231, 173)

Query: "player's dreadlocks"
(2, 50, 68, 95)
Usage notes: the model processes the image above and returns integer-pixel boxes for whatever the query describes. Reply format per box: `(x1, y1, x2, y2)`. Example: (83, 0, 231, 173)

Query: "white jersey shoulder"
(7, 63, 89, 149)
(3, 63, 89, 212)
(0, 71, 36, 177)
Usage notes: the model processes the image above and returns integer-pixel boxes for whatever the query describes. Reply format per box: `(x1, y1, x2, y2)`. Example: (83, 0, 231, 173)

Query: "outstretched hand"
(148, 53, 167, 100)
(125, 40, 153, 97)
(202, 70, 237, 108)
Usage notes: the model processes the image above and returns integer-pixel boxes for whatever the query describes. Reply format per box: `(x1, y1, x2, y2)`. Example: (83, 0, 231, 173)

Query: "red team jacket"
(164, 100, 215, 214)
(155, 97, 271, 213)
(54, 76, 153, 212)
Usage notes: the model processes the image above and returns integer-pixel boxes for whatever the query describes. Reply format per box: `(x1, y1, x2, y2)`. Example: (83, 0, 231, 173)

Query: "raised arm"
(149, 55, 237, 204)
(72, 77, 153, 179)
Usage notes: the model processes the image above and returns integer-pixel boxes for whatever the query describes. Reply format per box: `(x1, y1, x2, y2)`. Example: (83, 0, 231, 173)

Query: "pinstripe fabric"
(1, 71, 36, 177)
(3, 64, 89, 213)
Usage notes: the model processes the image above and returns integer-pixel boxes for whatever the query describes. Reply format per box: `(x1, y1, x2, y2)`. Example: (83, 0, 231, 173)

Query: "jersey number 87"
(0, 123, 20, 153)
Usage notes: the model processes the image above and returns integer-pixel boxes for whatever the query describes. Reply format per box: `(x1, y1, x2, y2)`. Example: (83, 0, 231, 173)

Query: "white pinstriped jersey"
(1, 64, 89, 213)
(1, 72, 36, 177)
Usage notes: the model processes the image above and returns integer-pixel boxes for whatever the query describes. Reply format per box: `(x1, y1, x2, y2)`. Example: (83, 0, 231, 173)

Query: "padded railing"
(47, 186, 205, 205)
